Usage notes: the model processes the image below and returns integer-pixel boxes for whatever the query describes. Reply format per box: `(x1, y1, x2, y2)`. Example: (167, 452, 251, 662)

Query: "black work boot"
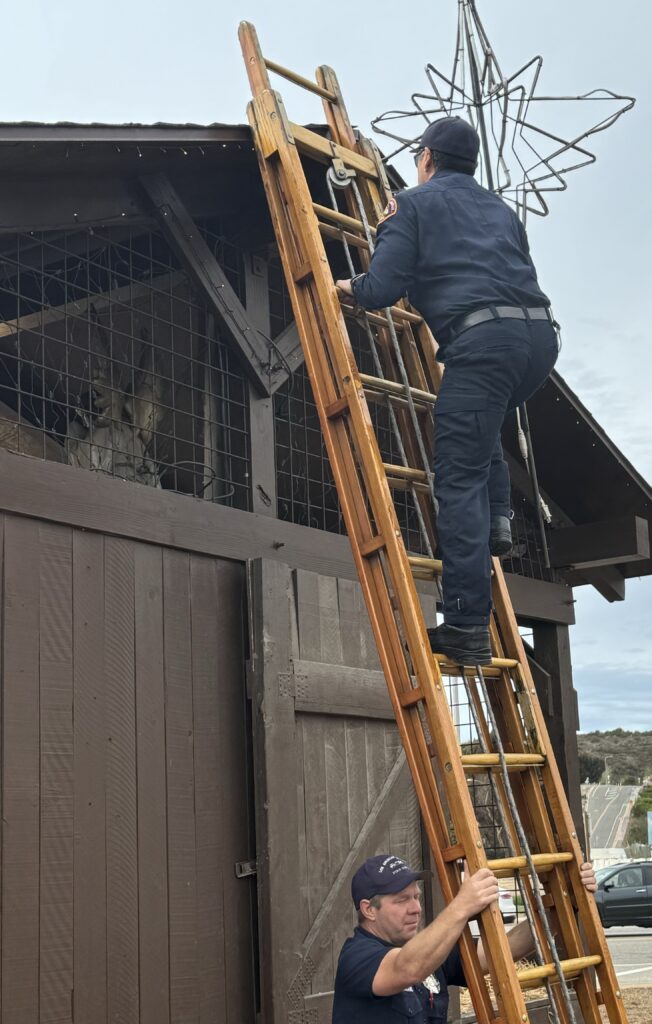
(427, 623, 492, 666)
(490, 515, 512, 557)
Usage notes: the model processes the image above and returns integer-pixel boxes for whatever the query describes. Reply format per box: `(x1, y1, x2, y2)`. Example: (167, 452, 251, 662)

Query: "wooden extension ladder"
(239, 22, 627, 1024)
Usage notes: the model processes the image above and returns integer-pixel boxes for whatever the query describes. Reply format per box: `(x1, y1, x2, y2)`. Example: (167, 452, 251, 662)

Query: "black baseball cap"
(419, 116, 479, 164)
(351, 854, 427, 908)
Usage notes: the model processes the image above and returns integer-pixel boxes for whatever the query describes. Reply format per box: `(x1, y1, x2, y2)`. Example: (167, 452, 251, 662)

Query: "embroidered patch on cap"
(378, 197, 398, 223)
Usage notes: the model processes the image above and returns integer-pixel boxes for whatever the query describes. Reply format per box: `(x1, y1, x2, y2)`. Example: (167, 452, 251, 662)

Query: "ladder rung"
(290, 123, 378, 178)
(264, 58, 338, 101)
(385, 478, 430, 495)
(293, 261, 314, 283)
(340, 297, 424, 328)
(359, 372, 437, 407)
(436, 663, 504, 678)
(432, 653, 519, 671)
(382, 462, 428, 483)
(516, 955, 602, 989)
(359, 535, 386, 557)
(407, 555, 443, 577)
(313, 202, 376, 237)
(399, 688, 424, 708)
(364, 389, 430, 415)
(486, 852, 574, 877)
(460, 753, 546, 772)
(320, 222, 370, 251)
(325, 396, 349, 419)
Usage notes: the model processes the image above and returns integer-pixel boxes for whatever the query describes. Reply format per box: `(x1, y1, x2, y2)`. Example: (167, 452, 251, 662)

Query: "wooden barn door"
(247, 558, 430, 1024)
(0, 514, 256, 1024)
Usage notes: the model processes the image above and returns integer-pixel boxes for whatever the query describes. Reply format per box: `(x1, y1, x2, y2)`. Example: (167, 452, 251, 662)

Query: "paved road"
(583, 784, 640, 849)
(605, 926, 652, 986)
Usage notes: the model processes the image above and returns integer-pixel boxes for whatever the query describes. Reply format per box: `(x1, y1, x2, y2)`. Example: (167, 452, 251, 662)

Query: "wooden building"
(0, 122, 649, 1024)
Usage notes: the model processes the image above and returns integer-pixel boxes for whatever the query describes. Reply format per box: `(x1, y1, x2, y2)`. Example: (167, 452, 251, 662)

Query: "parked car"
(594, 861, 652, 928)
(498, 888, 516, 923)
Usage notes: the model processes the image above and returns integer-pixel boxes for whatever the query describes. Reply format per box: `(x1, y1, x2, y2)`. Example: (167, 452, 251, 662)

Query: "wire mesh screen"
(442, 675, 511, 861)
(502, 492, 560, 583)
(0, 219, 250, 508)
(272, 260, 430, 551)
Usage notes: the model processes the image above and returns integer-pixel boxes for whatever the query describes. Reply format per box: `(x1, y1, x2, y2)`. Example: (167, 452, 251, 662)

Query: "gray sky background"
(5, 0, 650, 732)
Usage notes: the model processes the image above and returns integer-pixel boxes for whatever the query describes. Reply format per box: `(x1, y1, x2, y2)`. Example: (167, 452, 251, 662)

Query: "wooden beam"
(548, 515, 650, 570)
(532, 622, 584, 845)
(563, 564, 626, 603)
(292, 659, 393, 719)
(140, 172, 271, 395)
(503, 572, 575, 626)
(0, 448, 580, 625)
(0, 270, 186, 339)
(247, 558, 302, 1024)
(243, 252, 277, 515)
(269, 320, 305, 394)
(523, 642, 554, 717)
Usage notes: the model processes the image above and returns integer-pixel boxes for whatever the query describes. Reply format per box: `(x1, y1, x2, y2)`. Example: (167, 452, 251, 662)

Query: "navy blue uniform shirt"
(332, 926, 466, 1023)
(351, 170, 549, 359)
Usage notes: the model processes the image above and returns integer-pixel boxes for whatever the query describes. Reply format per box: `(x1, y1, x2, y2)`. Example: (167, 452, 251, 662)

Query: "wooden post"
(244, 251, 277, 515)
(532, 623, 585, 847)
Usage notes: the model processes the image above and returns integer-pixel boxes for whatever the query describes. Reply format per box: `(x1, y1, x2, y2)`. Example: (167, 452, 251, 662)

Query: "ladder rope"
(324, 170, 439, 569)
(476, 664, 579, 1023)
(460, 669, 565, 1024)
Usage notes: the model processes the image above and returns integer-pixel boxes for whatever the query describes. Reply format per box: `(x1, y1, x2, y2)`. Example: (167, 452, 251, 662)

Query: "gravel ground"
(601, 986, 652, 1023)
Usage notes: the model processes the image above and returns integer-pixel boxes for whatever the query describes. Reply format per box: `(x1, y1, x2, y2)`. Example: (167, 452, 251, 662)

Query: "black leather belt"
(452, 305, 553, 339)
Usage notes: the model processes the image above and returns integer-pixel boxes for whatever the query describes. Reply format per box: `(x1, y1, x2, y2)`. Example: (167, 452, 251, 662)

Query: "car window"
(596, 867, 618, 883)
(644, 865, 652, 886)
(612, 867, 644, 888)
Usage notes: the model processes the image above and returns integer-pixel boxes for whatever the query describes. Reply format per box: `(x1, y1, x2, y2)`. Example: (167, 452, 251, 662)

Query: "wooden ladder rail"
(239, 21, 628, 1024)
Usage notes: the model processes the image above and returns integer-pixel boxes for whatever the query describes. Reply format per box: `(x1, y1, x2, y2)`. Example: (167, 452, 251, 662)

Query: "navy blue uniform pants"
(433, 318, 559, 625)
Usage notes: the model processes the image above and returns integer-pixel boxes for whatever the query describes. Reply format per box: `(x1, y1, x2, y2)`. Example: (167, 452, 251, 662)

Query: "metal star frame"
(371, 0, 635, 221)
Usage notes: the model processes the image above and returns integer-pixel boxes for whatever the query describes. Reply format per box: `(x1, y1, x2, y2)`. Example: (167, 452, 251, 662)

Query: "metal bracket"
(235, 859, 257, 879)
(328, 143, 356, 189)
(278, 671, 295, 698)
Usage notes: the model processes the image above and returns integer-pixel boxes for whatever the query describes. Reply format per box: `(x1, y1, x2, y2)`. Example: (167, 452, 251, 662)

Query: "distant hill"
(577, 729, 652, 784)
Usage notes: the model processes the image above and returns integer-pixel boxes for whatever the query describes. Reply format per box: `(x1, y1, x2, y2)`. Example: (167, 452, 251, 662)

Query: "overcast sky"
(5, 0, 650, 732)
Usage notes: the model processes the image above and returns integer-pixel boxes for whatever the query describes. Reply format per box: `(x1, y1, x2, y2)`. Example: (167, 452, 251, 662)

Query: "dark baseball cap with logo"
(419, 116, 480, 164)
(351, 854, 427, 908)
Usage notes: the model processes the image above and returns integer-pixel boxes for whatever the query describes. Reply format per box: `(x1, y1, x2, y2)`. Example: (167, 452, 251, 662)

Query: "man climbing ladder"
(337, 116, 558, 666)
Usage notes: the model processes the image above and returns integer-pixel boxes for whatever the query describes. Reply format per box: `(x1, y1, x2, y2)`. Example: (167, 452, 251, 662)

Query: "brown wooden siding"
(249, 560, 426, 1024)
(0, 515, 255, 1024)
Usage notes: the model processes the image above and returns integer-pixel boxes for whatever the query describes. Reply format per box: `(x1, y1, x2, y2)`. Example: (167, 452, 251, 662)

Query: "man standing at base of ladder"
(336, 117, 559, 666)
(332, 854, 597, 1023)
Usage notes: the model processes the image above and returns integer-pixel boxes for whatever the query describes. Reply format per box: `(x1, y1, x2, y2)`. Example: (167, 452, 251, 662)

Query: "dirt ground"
(601, 986, 652, 1023)
(461, 984, 651, 1021)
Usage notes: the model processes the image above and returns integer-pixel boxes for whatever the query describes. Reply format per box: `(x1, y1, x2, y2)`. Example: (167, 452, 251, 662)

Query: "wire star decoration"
(371, 0, 635, 222)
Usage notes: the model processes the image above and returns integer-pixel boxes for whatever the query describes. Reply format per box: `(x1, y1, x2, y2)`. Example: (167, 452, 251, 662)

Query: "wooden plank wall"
(249, 560, 431, 1023)
(291, 569, 423, 998)
(0, 515, 255, 1024)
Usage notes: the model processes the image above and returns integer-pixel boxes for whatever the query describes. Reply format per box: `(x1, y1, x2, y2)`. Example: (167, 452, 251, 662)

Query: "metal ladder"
(239, 22, 627, 1024)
